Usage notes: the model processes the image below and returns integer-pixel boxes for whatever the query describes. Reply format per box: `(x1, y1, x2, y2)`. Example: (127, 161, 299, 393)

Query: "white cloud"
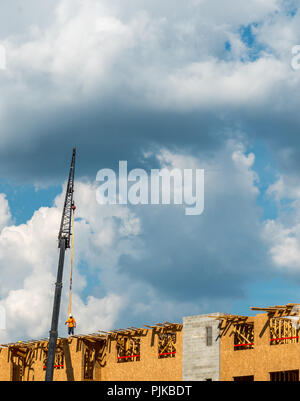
(1, 0, 300, 340)
(0, 0, 299, 191)
(263, 173, 300, 271)
(1, 0, 292, 111)
(0, 194, 11, 231)
(71, 293, 123, 334)
(0, 181, 141, 343)
(255, 7, 300, 57)
(0, 139, 269, 342)
(264, 218, 300, 270)
(267, 174, 300, 201)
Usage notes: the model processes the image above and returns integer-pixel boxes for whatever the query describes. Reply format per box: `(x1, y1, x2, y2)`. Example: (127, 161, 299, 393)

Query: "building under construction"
(2, 303, 300, 381)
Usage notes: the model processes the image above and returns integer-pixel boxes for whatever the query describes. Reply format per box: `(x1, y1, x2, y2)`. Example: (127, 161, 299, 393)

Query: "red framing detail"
(159, 351, 176, 356)
(270, 336, 299, 342)
(117, 355, 140, 359)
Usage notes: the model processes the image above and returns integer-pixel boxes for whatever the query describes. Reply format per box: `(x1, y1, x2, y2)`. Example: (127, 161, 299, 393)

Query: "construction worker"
(65, 314, 76, 336)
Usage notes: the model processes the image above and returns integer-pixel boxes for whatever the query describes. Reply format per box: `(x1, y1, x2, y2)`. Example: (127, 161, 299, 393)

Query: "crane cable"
(67, 208, 75, 317)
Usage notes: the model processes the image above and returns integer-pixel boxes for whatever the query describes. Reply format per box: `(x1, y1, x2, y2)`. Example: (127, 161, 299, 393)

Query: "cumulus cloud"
(263, 173, 300, 271)
(0, 0, 300, 341)
(0, 194, 11, 230)
(0, 180, 141, 343)
(264, 219, 300, 269)
(0, 0, 299, 183)
(0, 138, 276, 342)
(115, 141, 271, 325)
(1, 0, 289, 108)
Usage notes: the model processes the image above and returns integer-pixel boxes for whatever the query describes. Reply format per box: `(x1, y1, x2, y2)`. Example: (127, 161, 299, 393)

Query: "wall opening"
(269, 318, 299, 345)
(233, 323, 254, 350)
(116, 336, 141, 363)
(206, 326, 212, 346)
(158, 332, 176, 358)
(233, 375, 254, 381)
(270, 370, 299, 382)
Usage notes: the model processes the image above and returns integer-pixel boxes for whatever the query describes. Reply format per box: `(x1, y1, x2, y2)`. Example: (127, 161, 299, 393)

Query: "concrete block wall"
(182, 313, 221, 381)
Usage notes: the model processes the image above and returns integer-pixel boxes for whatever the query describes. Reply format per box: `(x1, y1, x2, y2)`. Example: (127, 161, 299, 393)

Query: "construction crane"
(45, 148, 76, 381)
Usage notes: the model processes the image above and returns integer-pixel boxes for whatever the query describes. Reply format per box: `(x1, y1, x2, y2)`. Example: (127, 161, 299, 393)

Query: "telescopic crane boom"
(45, 148, 76, 381)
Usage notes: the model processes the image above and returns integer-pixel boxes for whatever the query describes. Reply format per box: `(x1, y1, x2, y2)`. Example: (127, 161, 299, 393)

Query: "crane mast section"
(58, 148, 76, 249)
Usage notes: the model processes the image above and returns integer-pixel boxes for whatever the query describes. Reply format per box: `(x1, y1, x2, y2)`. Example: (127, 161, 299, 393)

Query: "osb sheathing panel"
(0, 348, 10, 381)
(220, 314, 300, 381)
(35, 340, 83, 381)
(100, 329, 182, 381)
(0, 328, 182, 381)
(2, 339, 83, 381)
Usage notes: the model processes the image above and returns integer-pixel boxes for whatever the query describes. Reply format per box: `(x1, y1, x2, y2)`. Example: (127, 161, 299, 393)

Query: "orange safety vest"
(66, 318, 76, 328)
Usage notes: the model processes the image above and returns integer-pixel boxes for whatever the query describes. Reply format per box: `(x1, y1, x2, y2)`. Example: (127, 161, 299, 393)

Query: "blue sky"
(1, 0, 300, 342)
(0, 180, 61, 225)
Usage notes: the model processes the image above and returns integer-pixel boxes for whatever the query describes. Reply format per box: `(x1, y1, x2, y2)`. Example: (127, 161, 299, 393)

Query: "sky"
(1, 0, 300, 342)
